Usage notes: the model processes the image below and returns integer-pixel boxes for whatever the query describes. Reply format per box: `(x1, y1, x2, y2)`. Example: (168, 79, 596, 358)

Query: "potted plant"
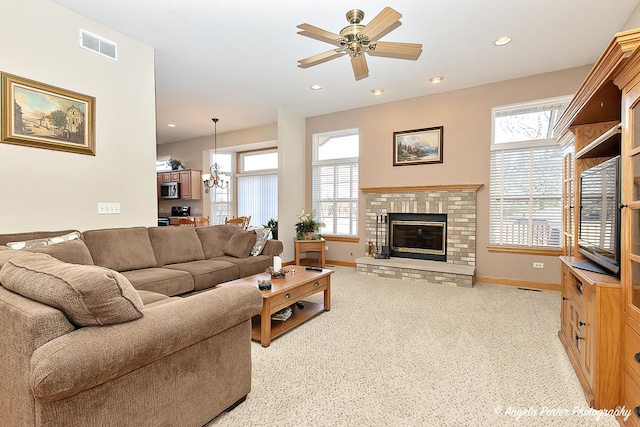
(264, 218, 278, 240)
(168, 158, 184, 170)
(295, 209, 324, 240)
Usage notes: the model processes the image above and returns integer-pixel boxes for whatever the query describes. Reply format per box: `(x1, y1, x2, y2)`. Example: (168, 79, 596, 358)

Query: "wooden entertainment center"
(555, 28, 640, 423)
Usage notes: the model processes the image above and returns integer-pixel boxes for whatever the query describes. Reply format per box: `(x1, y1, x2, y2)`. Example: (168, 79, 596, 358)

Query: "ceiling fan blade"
(351, 54, 369, 81)
(368, 41, 423, 60)
(358, 7, 402, 42)
(298, 50, 345, 68)
(297, 24, 342, 46)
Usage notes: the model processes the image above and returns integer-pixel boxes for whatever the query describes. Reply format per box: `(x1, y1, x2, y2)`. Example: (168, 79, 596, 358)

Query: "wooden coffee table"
(224, 266, 332, 347)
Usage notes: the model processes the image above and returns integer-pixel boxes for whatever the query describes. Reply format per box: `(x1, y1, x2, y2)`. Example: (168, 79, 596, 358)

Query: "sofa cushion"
(196, 224, 240, 258)
(164, 259, 239, 291)
(224, 229, 257, 258)
(0, 253, 144, 326)
(216, 254, 272, 278)
(0, 246, 29, 267)
(120, 268, 194, 296)
(28, 239, 94, 265)
(148, 227, 205, 266)
(83, 227, 158, 272)
(137, 289, 171, 305)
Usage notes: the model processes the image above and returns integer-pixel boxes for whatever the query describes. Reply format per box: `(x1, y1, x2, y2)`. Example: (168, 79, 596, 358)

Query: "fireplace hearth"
(388, 213, 447, 261)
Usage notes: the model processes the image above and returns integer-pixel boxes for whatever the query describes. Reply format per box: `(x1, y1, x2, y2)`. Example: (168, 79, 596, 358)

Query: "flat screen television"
(577, 156, 621, 276)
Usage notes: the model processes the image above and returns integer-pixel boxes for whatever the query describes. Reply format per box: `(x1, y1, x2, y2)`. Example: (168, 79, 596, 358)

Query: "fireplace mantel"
(360, 184, 483, 193)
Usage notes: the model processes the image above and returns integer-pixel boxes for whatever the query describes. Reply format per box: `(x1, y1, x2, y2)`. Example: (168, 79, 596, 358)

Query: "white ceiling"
(50, 0, 640, 144)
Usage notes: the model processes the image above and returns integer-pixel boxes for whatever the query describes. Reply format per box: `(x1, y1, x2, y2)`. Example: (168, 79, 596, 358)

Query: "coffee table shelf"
(251, 301, 325, 342)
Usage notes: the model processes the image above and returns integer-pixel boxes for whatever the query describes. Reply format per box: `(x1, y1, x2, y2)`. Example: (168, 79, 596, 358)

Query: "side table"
(294, 239, 325, 268)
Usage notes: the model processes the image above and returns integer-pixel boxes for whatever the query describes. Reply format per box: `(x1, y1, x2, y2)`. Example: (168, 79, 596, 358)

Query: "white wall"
(0, 0, 156, 233)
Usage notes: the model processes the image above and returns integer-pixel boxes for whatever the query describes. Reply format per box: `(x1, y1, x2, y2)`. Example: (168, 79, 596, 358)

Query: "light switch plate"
(98, 203, 121, 214)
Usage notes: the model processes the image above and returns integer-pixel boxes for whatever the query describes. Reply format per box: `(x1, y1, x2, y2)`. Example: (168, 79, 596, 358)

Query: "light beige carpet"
(207, 267, 623, 427)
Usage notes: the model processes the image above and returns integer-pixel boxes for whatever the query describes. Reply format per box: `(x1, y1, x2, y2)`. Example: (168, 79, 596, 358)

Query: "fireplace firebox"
(388, 213, 447, 261)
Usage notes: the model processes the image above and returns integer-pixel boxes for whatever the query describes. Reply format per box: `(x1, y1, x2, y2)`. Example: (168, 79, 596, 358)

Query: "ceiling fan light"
(429, 76, 444, 84)
(494, 36, 512, 46)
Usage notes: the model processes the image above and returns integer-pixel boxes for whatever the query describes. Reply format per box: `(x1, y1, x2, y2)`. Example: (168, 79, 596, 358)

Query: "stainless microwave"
(160, 182, 180, 199)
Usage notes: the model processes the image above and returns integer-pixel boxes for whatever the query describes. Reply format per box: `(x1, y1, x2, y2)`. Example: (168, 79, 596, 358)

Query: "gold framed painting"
(1, 72, 95, 155)
(393, 126, 443, 166)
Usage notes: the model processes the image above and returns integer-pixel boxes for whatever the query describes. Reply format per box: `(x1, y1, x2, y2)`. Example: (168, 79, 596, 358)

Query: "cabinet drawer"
(269, 277, 328, 311)
(566, 274, 586, 303)
(623, 372, 640, 427)
(625, 323, 640, 380)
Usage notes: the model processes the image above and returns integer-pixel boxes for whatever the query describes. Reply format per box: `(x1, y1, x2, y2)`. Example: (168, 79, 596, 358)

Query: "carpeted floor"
(207, 267, 623, 426)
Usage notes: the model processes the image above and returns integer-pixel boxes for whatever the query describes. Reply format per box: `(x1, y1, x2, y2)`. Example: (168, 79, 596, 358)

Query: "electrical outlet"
(325, 245, 329, 250)
(98, 203, 121, 214)
(533, 262, 544, 269)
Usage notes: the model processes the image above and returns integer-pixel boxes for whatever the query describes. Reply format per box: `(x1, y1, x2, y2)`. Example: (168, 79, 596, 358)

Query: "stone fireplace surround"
(356, 185, 482, 287)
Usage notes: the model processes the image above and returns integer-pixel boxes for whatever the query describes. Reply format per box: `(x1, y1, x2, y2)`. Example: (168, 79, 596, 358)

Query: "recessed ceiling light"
(310, 84, 323, 90)
(371, 88, 385, 95)
(428, 76, 444, 84)
(167, 124, 176, 127)
(494, 36, 512, 46)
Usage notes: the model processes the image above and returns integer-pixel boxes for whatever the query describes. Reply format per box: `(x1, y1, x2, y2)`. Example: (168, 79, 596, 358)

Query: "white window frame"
(312, 129, 359, 238)
(489, 96, 571, 250)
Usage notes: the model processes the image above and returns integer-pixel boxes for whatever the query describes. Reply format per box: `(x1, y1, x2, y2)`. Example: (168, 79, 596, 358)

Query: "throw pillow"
(29, 239, 95, 265)
(224, 229, 257, 258)
(6, 238, 48, 250)
(6, 231, 81, 250)
(250, 228, 270, 256)
(0, 252, 144, 326)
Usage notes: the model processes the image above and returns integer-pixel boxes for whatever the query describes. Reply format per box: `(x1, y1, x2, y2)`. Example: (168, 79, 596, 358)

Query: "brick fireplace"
(356, 184, 482, 287)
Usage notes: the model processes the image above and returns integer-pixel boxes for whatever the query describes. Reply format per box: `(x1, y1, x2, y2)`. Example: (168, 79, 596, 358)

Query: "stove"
(171, 206, 190, 217)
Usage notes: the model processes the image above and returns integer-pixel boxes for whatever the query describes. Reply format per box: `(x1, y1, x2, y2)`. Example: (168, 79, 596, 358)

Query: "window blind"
(489, 144, 562, 247)
(237, 173, 278, 229)
(312, 161, 358, 236)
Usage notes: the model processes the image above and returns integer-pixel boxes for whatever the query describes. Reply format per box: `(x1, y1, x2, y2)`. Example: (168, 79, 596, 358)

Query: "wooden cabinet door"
(623, 76, 640, 325)
(180, 171, 191, 199)
(562, 142, 575, 256)
(157, 173, 162, 199)
(161, 172, 172, 183)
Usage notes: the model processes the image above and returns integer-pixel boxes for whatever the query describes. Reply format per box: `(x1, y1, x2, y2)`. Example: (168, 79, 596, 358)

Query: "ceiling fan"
(297, 7, 422, 81)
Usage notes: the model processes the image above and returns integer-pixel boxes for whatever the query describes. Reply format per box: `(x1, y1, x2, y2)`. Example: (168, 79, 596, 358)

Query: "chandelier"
(201, 118, 229, 192)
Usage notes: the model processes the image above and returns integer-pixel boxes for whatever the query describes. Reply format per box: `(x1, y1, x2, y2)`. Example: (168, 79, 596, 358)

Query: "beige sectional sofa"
(0, 224, 283, 426)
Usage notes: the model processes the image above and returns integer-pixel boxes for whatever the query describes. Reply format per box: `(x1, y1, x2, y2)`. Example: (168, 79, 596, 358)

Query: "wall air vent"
(79, 29, 117, 60)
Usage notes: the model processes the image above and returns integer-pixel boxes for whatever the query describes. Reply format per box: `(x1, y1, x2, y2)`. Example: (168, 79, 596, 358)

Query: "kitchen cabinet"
(157, 169, 201, 200)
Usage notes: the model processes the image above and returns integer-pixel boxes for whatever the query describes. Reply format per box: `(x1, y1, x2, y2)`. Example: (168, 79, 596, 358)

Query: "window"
(237, 149, 278, 228)
(312, 129, 359, 237)
(156, 156, 171, 171)
(489, 96, 571, 249)
(209, 152, 233, 225)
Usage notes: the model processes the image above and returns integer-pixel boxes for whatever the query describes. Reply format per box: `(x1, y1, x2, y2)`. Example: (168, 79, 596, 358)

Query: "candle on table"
(273, 256, 282, 272)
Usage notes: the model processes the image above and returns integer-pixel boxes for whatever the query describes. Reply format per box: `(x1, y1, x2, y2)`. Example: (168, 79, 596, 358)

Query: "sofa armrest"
(30, 283, 262, 401)
(261, 239, 283, 258)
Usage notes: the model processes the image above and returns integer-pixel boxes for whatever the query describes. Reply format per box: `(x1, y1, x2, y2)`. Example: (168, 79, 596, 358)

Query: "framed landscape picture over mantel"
(0, 72, 96, 155)
(393, 126, 443, 166)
